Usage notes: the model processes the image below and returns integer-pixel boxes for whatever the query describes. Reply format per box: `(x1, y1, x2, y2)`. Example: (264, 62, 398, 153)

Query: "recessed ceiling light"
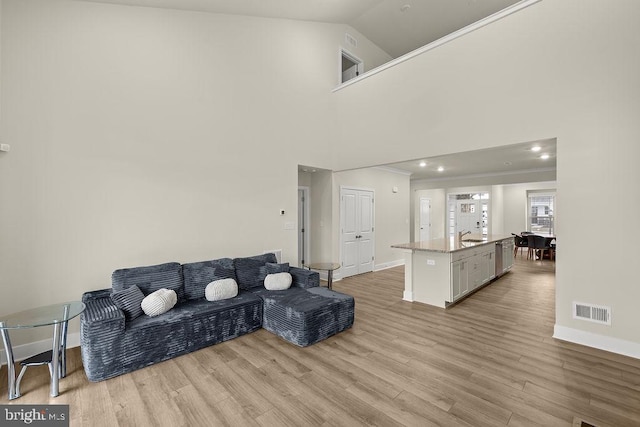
(540, 154, 550, 160)
(531, 146, 542, 152)
(504, 161, 512, 166)
(400, 4, 411, 12)
(419, 161, 426, 167)
(437, 166, 444, 172)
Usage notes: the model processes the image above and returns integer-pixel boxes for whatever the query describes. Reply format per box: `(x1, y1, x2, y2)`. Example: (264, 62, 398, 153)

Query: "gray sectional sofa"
(80, 253, 354, 382)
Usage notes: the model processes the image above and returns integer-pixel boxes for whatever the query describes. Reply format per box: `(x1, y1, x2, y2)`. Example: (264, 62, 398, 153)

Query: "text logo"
(1, 405, 69, 427)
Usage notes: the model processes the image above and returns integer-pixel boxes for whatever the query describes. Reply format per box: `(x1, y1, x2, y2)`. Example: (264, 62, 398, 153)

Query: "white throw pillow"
(141, 288, 177, 317)
(264, 272, 292, 291)
(205, 278, 238, 301)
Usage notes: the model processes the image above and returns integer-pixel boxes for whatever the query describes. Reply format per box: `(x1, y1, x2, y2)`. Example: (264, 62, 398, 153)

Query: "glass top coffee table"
(0, 301, 85, 400)
(304, 262, 341, 289)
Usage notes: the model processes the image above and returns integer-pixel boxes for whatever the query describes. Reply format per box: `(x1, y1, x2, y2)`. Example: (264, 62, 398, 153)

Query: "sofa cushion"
(205, 278, 238, 301)
(264, 272, 292, 291)
(127, 291, 263, 332)
(182, 258, 237, 300)
(111, 285, 145, 321)
(141, 288, 177, 317)
(266, 262, 289, 274)
(112, 262, 184, 302)
(234, 253, 278, 290)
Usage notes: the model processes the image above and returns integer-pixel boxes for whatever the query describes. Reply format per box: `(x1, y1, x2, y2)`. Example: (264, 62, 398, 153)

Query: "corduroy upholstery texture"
(80, 254, 352, 382)
(250, 287, 355, 347)
(288, 267, 320, 289)
(81, 290, 262, 382)
(112, 262, 185, 303)
(182, 258, 237, 301)
(234, 253, 277, 290)
(110, 285, 145, 320)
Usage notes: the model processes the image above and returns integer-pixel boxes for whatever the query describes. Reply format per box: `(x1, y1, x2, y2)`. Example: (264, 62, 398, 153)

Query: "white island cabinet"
(392, 235, 513, 308)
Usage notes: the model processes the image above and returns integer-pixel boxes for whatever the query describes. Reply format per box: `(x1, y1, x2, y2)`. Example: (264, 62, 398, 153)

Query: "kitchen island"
(392, 234, 514, 308)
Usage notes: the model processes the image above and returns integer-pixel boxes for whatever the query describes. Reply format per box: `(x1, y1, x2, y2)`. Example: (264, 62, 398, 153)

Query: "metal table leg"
(50, 321, 61, 397)
(327, 270, 333, 290)
(50, 304, 70, 397)
(0, 322, 19, 400)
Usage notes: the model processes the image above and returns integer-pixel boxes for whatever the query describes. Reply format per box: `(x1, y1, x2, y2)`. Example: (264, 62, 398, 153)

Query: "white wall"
(309, 170, 333, 266)
(334, 0, 640, 353)
(0, 0, 2, 130)
(413, 188, 446, 241)
(491, 184, 504, 236)
(502, 181, 556, 235)
(332, 167, 410, 274)
(297, 171, 311, 187)
(0, 0, 390, 346)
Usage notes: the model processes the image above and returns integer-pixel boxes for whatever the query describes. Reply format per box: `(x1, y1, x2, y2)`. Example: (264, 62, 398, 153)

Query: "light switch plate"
(283, 221, 295, 230)
(0, 144, 10, 152)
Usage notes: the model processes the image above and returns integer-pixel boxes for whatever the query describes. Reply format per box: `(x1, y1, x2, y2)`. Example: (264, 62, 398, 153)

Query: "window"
(528, 192, 555, 235)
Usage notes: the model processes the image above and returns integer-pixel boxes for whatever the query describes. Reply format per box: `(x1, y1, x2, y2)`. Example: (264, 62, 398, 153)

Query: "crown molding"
(410, 166, 556, 185)
(371, 166, 413, 176)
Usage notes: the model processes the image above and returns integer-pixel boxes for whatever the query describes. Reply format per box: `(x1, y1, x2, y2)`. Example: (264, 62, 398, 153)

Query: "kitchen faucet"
(458, 230, 472, 240)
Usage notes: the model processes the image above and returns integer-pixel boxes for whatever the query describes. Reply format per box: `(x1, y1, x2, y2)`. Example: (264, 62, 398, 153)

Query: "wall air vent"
(345, 33, 358, 48)
(573, 302, 611, 325)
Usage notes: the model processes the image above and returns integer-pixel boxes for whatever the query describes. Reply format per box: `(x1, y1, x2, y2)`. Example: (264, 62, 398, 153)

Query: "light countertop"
(391, 234, 513, 253)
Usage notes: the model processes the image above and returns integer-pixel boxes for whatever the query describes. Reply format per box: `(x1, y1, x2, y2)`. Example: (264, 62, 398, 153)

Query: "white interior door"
(342, 65, 358, 82)
(341, 188, 374, 279)
(419, 197, 431, 241)
(456, 200, 481, 235)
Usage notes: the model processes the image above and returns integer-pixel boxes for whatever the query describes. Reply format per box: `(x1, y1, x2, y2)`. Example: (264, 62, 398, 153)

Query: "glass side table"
(0, 301, 85, 400)
(304, 263, 341, 289)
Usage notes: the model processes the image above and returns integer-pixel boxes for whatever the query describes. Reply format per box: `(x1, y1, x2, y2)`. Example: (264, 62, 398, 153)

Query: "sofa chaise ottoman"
(252, 287, 355, 347)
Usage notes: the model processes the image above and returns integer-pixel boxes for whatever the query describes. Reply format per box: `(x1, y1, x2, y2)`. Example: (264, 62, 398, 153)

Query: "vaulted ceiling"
(80, 0, 520, 58)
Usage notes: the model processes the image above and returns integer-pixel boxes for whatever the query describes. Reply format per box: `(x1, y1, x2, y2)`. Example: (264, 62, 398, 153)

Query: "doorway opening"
(448, 192, 489, 238)
(298, 187, 310, 267)
(340, 49, 363, 84)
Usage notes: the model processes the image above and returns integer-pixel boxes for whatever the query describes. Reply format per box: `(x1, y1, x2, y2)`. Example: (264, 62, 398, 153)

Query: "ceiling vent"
(345, 33, 358, 48)
(573, 302, 611, 325)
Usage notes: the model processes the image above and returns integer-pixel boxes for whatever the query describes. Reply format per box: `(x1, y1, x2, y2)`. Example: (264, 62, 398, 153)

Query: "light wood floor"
(2, 257, 640, 426)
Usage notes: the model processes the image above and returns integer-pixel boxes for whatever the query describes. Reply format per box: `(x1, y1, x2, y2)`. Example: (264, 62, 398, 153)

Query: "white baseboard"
(316, 270, 337, 282)
(330, 259, 404, 281)
(374, 259, 405, 272)
(553, 325, 640, 360)
(0, 332, 81, 366)
(403, 290, 414, 302)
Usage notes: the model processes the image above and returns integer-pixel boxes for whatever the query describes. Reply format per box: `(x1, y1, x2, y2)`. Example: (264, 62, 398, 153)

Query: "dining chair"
(527, 234, 552, 261)
(511, 233, 528, 257)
